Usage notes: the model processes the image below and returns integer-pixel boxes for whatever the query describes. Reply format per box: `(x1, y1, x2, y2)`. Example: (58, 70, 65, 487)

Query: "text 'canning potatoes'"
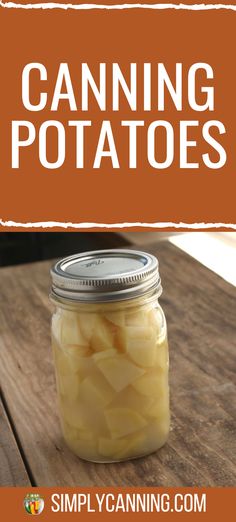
(11, 62, 226, 171)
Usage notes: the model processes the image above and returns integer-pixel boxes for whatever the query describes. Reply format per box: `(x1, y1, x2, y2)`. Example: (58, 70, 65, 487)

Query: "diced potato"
(51, 311, 62, 344)
(60, 399, 89, 430)
(61, 312, 88, 347)
(118, 325, 155, 352)
(95, 354, 144, 392)
(54, 344, 90, 374)
(148, 308, 167, 343)
(104, 311, 125, 327)
(146, 393, 169, 420)
(53, 342, 74, 375)
(67, 438, 98, 460)
(77, 430, 93, 441)
(98, 437, 127, 458)
(132, 372, 167, 397)
(61, 391, 107, 436)
(115, 433, 146, 460)
(62, 421, 79, 441)
(148, 308, 163, 330)
(126, 338, 156, 367)
(154, 416, 170, 437)
(78, 374, 115, 409)
(57, 371, 80, 400)
(105, 407, 147, 438)
(156, 340, 169, 370)
(67, 343, 91, 358)
(92, 348, 117, 363)
(79, 313, 98, 342)
(62, 421, 93, 442)
(52, 340, 65, 370)
(52, 302, 170, 462)
(110, 386, 154, 415)
(125, 326, 155, 341)
(75, 355, 95, 380)
(145, 417, 170, 451)
(90, 318, 114, 352)
(125, 310, 149, 326)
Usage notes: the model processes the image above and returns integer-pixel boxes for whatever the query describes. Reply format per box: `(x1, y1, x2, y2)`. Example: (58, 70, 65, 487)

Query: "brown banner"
(0, 487, 235, 521)
(1, 7, 236, 230)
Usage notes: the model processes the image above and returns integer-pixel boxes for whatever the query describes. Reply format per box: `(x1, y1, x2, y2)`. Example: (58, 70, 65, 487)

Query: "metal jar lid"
(50, 249, 162, 302)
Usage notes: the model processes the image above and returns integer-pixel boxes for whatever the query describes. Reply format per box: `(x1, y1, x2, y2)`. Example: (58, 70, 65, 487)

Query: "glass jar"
(50, 249, 170, 462)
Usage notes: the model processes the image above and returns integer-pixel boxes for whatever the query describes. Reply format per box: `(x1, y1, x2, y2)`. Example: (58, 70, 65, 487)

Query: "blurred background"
(1, 231, 236, 286)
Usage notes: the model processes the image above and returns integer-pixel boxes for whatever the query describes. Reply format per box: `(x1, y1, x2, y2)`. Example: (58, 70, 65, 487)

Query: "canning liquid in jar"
(50, 250, 170, 462)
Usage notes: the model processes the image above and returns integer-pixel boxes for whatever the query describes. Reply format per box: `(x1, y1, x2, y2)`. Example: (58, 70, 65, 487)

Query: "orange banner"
(0, 487, 235, 521)
(1, 6, 236, 229)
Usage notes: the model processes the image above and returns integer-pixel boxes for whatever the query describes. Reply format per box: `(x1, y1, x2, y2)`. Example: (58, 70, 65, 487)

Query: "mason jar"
(50, 249, 170, 462)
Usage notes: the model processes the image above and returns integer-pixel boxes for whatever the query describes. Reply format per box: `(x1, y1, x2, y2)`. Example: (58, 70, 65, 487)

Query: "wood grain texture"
(0, 242, 235, 487)
(0, 397, 30, 486)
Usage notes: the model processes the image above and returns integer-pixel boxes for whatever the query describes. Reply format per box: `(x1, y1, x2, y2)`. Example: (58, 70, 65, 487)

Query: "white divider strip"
(1, 3, 236, 11)
(0, 220, 236, 229)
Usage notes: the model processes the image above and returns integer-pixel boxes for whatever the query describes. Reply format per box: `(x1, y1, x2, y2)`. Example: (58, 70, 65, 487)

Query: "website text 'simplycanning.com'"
(51, 492, 207, 513)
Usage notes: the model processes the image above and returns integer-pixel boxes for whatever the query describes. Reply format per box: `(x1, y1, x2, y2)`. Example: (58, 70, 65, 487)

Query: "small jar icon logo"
(24, 494, 44, 515)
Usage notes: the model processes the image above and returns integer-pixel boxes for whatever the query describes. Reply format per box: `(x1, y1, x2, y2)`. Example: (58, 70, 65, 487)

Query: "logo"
(24, 494, 44, 515)
(82, 259, 105, 268)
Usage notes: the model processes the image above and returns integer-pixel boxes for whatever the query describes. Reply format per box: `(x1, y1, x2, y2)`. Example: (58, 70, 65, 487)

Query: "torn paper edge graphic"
(1, 3, 236, 11)
(1, 221, 236, 229)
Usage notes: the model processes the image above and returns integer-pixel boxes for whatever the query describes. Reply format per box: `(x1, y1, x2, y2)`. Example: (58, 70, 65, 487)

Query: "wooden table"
(0, 241, 236, 487)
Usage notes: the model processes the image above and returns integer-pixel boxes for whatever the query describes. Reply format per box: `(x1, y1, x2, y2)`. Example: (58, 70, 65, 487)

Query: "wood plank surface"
(0, 397, 30, 486)
(0, 241, 235, 486)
